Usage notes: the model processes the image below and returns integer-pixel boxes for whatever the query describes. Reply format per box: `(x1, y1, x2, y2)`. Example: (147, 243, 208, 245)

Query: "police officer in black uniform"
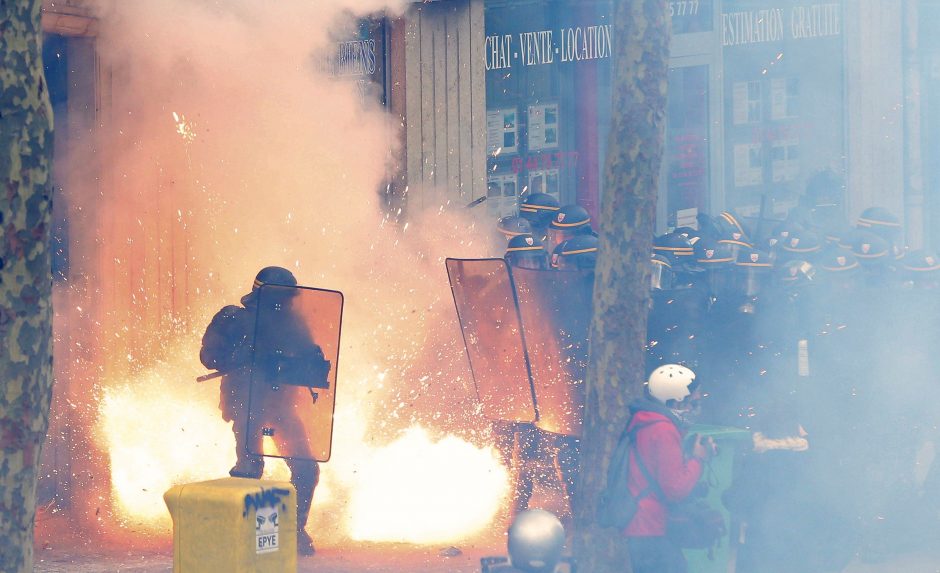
(200, 266, 323, 555)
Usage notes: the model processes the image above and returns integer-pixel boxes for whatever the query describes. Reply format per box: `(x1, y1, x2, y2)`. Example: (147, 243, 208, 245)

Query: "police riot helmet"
(552, 234, 598, 271)
(900, 249, 940, 287)
(506, 509, 566, 573)
(693, 237, 735, 267)
(765, 221, 803, 252)
(817, 248, 861, 274)
(715, 210, 751, 241)
(547, 204, 593, 252)
(647, 364, 698, 405)
(778, 230, 822, 261)
(856, 207, 901, 245)
(497, 215, 533, 239)
(717, 225, 753, 260)
(242, 266, 298, 305)
(505, 234, 549, 270)
(849, 231, 890, 266)
(653, 231, 694, 269)
(735, 246, 773, 300)
(651, 253, 674, 291)
(549, 204, 592, 231)
(815, 248, 860, 290)
(519, 193, 560, 231)
(693, 238, 734, 296)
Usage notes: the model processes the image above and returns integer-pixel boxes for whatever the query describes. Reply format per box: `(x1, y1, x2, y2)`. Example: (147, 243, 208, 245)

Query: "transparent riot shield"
(510, 268, 593, 437)
(445, 258, 537, 423)
(246, 284, 343, 462)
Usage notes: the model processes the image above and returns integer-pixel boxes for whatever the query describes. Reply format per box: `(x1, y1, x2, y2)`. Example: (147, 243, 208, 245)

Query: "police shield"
(511, 267, 593, 437)
(445, 258, 537, 423)
(246, 284, 343, 462)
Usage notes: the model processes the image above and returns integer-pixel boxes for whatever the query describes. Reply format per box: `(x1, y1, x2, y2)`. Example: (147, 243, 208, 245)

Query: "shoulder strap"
(629, 420, 668, 500)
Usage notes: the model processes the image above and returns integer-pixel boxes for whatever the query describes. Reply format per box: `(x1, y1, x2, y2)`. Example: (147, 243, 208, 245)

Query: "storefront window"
(721, 1, 844, 223)
(484, 0, 717, 226)
(664, 64, 711, 226)
(484, 0, 613, 219)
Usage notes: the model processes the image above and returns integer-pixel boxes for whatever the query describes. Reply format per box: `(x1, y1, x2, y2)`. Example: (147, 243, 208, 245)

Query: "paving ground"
(32, 535, 940, 573)
(32, 509, 940, 573)
(34, 545, 496, 573)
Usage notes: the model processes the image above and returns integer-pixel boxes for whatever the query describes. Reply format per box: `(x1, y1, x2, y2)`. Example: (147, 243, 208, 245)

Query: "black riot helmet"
(857, 206, 902, 246)
(717, 223, 753, 261)
(519, 193, 560, 234)
(815, 247, 860, 291)
(653, 231, 695, 270)
(693, 237, 735, 267)
(505, 233, 549, 270)
(546, 204, 593, 253)
(651, 253, 675, 291)
(693, 238, 735, 297)
(763, 220, 802, 255)
(900, 249, 940, 288)
(497, 215, 533, 240)
(777, 229, 822, 265)
(241, 266, 298, 306)
(552, 234, 598, 271)
(849, 230, 890, 267)
(715, 210, 752, 241)
(734, 246, 773, 301)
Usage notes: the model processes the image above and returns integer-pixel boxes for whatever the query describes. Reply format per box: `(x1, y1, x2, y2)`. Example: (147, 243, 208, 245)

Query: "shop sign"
(485, 24, 613, 71)
(721, 3, 841, 47)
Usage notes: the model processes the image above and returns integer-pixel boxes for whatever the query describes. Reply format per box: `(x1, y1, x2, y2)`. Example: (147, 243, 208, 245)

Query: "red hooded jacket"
(624, 400, 703, 536)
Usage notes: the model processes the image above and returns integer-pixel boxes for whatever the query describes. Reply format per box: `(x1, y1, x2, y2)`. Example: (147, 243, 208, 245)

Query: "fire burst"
(98, 350, 509, 544)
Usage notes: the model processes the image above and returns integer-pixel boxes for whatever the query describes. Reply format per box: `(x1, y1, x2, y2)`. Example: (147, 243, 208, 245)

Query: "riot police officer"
(550, 234, 598, 270)
(200, 266, 322, 555)
(498, 215, 534, 242)
(498, 235, 550, 516)
(505, 234, 549, 270)
(519, 193, 561, 241)
(546, 205, 594, 255)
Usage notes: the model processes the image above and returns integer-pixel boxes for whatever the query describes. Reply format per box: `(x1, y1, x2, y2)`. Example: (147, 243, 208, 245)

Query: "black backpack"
(596, 420, 661, 529)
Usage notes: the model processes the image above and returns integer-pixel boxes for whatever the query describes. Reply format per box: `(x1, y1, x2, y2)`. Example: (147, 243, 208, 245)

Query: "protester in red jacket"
(625, 364, 713, 573)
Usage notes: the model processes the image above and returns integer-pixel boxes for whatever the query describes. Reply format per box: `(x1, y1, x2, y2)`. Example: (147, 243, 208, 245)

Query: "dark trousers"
(627, 536, 687, 573)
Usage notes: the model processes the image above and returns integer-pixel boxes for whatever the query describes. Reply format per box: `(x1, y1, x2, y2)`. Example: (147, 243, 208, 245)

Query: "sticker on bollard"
(255, 506, 280, 554)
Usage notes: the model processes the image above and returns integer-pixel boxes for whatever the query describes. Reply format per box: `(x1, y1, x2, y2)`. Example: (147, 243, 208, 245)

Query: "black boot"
(288, 459, 319, 556)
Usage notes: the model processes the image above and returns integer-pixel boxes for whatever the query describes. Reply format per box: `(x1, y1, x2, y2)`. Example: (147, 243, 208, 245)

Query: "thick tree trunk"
(0, 1, 55, 571)
(572, 1, 670, 571)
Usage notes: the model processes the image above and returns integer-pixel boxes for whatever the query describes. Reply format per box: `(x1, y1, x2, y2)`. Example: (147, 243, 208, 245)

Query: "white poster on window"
(487, 108, 517, 155)
(733, 143, 763, 187)
(528, 103, 559, 151)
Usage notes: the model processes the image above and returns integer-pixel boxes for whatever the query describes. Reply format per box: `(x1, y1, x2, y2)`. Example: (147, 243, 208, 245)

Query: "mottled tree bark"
(572, 1, 670, 572)
(0, 1, 55, 571)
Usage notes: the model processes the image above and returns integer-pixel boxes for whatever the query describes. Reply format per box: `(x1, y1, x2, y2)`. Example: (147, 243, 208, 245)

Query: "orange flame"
(97, 346, 509, 544)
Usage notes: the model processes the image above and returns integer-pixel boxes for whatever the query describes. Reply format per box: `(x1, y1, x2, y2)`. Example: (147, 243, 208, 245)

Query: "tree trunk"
(0, 1, 55, 571)
(572, 0, 670, 571)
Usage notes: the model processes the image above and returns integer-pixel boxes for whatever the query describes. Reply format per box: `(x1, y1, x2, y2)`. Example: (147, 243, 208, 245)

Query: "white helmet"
(507, 509, 566, 573)
(647, 364, 697, 404)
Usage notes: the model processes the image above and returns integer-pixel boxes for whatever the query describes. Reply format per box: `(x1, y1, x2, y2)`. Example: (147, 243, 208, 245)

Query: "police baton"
(465, 196, 487, 209)
(196, 371, 225, 383)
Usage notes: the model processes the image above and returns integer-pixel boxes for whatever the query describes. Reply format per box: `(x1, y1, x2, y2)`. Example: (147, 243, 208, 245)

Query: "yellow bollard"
(164, 477, 298, 573)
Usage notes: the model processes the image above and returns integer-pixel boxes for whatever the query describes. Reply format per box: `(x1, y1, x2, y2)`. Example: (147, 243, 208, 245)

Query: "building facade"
(399, 0, 939, 250)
